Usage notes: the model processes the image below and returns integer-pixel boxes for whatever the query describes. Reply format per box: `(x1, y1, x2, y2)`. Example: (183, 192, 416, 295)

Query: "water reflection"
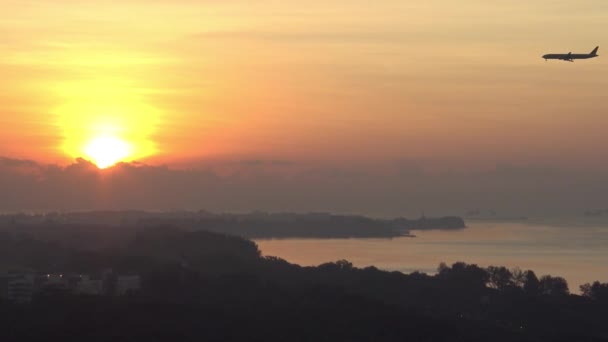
(256, 220, 608, 291)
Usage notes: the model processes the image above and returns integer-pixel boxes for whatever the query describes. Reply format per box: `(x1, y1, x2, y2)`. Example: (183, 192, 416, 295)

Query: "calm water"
(255, 220, 608, 291)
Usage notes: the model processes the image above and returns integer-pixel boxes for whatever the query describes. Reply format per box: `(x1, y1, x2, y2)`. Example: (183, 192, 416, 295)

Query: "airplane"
(542, 46, 599, 62)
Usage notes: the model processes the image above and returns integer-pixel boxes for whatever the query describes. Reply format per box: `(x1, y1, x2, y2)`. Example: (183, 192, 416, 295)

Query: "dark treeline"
(0, 210, 465, 240)
(1, 227, 607, 341)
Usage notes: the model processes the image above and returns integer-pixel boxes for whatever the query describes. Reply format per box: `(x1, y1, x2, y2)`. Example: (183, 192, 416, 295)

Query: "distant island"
(584, 209, 608, 217)
(0, 211, 465, 240)
(465, 209, 529, 222)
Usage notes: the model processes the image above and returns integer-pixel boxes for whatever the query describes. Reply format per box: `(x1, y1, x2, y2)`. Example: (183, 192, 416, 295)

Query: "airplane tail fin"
(591, 46, 599, 55)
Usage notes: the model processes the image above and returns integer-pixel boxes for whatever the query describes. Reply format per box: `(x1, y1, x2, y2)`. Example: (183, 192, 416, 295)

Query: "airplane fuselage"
(542, 46, 599, 62)
(543, 54, 597, 61)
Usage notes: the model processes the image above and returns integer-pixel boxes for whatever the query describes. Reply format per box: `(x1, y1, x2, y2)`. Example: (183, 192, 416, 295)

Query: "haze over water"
(256, 219, 608, 291)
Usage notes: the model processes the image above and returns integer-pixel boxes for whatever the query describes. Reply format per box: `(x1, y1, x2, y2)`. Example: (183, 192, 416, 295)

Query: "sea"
(255, 219, 608, 292)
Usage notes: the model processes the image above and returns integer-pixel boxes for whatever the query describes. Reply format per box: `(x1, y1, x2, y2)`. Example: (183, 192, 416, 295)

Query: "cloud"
(0, 157, 607, 217)
(0, 157, 40, 168)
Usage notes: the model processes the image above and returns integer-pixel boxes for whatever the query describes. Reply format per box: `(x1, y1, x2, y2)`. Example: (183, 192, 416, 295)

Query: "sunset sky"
(1, 1, 608, 215)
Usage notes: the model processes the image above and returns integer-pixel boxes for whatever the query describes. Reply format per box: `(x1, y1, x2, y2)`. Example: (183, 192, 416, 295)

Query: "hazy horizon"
(1, 156, 607, 217)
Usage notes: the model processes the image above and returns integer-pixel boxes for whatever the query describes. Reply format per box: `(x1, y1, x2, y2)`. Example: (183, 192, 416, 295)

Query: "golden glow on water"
(255, 221, 608, 292)
(54, 80, 160, 167)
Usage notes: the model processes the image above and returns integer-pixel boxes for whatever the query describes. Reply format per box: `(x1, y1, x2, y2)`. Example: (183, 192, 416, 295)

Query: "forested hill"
(1, 227, 607, 341)
(0, 211, 465, 239)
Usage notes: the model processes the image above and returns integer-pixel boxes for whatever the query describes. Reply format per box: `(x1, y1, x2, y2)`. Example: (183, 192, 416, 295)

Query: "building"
(0, 273, 9, 300)
(2, 270, 141, 300)
(116, 275, 141, 296)
(7, 274, 35, 304)
(76, 276, 104, 295)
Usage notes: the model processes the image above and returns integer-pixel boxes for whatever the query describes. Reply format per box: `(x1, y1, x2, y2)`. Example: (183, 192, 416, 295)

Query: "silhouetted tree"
(539, 275, 569, 296)
(580, 281, 608, 302)
(486, 266, 513, 290)
(318, 259, 354, 271)
(523, 270, 540, 295)
(438, 262, 489, 291)
(437, 262, 449, 275)
(510, 267, 526, 288)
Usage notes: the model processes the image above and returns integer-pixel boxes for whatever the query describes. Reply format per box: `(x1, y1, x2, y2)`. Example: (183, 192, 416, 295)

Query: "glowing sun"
(55, 79, 160, 169)
(84, 136, 132, 169)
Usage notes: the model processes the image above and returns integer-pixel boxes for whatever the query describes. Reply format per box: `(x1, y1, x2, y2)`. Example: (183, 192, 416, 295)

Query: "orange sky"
(1, 0, 608, 169)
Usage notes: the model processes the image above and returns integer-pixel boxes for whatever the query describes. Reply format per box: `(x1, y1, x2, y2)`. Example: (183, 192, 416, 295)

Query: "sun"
(54, 79, 160, 167)
(84, 136, 132, 169)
